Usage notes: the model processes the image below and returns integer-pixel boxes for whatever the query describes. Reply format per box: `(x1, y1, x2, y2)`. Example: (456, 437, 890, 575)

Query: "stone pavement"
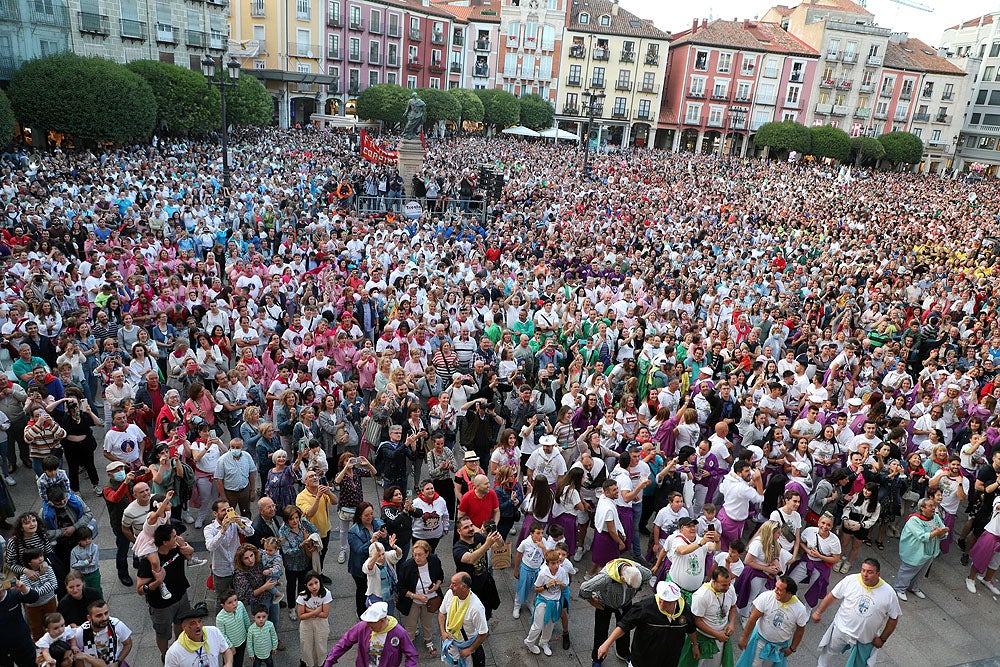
(11, 457, 999, 667)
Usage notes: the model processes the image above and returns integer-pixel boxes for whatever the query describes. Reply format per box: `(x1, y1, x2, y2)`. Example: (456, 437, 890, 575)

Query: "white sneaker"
(895, 590, 907, 601)
(980, 576, 1000, 595)
(338, 549, 347, 564)
(289, 608, 298, 621)
(94, 486, 104, 496)
(523, 639, 540, 655)
(182, 511, 195, 524)
(160, 583, 172, 600)
(966, 578, 978, 594)
(188, 556, 208, 568)
(911, 589, 926, 600)
(541, 644, 552, 656)
(573, 547, 583, 562)
(194, 520, 204, 529)
(4, 476, 15, 486)
(513, 605, 520, 619)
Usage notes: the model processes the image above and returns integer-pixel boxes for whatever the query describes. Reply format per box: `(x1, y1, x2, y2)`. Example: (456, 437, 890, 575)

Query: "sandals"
(862, 539, 873, 547)
(875, 541, 885, 551)
(426, 641, 437, 657)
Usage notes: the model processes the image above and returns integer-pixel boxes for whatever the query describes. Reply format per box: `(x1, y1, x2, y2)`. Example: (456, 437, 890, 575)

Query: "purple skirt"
(970, 531, 1000, 574)
(718, 507, 745, 553)
(517, 512, 551, 544)
(618, 505, 635, 551)
(551, 511, 579, 554)
(735, 565, 776, 609)
(592, 529, 621, 566)
(791, 557, 832, 607)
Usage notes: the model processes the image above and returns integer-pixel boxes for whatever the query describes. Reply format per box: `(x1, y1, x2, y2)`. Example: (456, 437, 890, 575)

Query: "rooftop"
(884, 36, 966, 76)
(567, 0, 670, 40)
(946, 14, 995, 32)
(669, 19, 820, 57)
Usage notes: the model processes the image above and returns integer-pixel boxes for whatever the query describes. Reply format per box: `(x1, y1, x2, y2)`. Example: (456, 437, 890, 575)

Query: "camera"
(1, 578, 16, 590)
(482, 520, 497, 534)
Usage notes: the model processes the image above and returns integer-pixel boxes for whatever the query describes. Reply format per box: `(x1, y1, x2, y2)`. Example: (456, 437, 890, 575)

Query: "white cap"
(847, 397, 863, 407)
(655, 580, 682, 602)
(539, 435, 557, 447)
(360, 601, 388, 622)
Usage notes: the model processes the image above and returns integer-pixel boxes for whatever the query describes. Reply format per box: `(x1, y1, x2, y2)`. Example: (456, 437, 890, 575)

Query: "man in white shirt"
(667, 517, 719, 600)
(790, 405, 823, 442)
(164, 603, 233, 667)
(737, 577, 808, 663)
(690, 566, 738, 666)
(438, 573, 490, 667)
(757, 383, 785, 425)
(74, 601, 133, 667)
(203, 500, 255, 605)
(813, 559, 901, 667)
(847, 421, 882, 454)
(525, 435, 567, 488)
(717, 461, 764, 552)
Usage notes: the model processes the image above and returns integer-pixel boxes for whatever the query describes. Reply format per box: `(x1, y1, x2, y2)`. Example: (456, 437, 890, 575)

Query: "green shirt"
(216, 601, 251, 648)
(246, 620, 278, 659)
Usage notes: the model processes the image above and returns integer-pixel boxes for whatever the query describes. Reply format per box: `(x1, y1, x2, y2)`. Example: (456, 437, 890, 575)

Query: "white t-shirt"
(295, 589, 333, 610)
(719, 473, 764, 522)
(769, 508, 802, 553)
(73, 619, 132, 663)
(103, 425, 146, 465)
(791, 418, 822, 440)
(595, 496, 622, 535)
(751, 590, 809, 644)
(439, 590, 489, 637)
(653, 506, 689, 548)
(667, 533, 709, 592)
(533, 566, 570, 601)
(691, 582, 737, 636)
(526, 449, 567, 484)
(935, 473, 969, 515)
(799, 526, 841, 561)
(164, 627, 231, 667)
(827, 575, 901, 644)
(713, 552, 745, 579)
(516, 537, 546, 570)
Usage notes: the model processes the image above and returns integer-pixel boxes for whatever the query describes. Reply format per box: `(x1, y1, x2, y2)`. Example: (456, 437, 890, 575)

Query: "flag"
(420, 132, 427, 151)
(360, 131, 398, 166)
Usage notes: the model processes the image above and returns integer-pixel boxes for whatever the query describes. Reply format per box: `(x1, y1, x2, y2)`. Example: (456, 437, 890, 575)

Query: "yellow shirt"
(296, 487, 333, 537)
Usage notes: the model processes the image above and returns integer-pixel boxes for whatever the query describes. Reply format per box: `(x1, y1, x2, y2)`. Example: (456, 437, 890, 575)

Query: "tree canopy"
(755, 120, 812, 156)
(356, 84, 410, 128)
(878, 131, 923, 165)
(221, 74, 273, 127)
(8, 53, 156, 144)
(0, 90, 13, 147)
(127, 60, 219, 135)
(416, 88, 461, 127)
(447, 88, 485, 124)
(519, 93, 555, 130)
(851, 136, 886, 167)
(473, 89, 520, 131)
(808, 125, 852, 162)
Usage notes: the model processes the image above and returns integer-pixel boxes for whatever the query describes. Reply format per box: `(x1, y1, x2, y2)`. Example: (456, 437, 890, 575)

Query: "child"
(523, 550, 570, 656)
(651, 492, 689, 578)
(245, 605, 278, 667)
(21, 549, 58, 641)
(260, 537, 285, 605)
(70, 526, 102, 597)
(37, 455, 71, 506)
(513, 522, 547, 619)
(544, 523, 564, 549)
(695, 503, 718, 538)
(134, 491, 175, 600)
(553, 542, 576, 650)
(35, 613, 76, 667)
(216, 589, 251, 667)
(295, 572, 332, 667)
(714, 538, 746, 579)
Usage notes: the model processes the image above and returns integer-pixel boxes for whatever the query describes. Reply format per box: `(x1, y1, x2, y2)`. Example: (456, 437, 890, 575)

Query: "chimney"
(743, 18, 750, 29)
(611, 0, 619, 16)
(692, 18, 698, 32)
(701, 18, 707, 28)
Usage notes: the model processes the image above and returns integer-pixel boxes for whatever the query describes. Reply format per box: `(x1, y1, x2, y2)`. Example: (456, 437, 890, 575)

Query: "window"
(712, 80, 728, 98)
(752, 109, 770, 130)
(407, 75, 417, 89)
(875, 100, 888, 115)
(591, 66, 605, 87)
(913, 127, 922, 137)
(388, 13, 399, 36)
(931, 129, 941, 141)
(763, 58, 778, 78)
(901, 79, 913, 96)
(295, 28, 310, 56)
(708, 106, 723, 126)
(694, 50, 708, 70)
(429, 77, 440, 89)
(326, 33, 338, 55)
(740, 55, 756, 75)
(409, 16, 419, 30)
(350, 5, 360, 28)
(718, 52, 731, 73)
(507, 21, 519, 38)
(349, 68, 359, 91)
(991, 42, 1000, 58)
(612, 96, 626, 115)
(868, 44, 879, 57)
(782, 111, 797, 122)
(638, 99, 650, 118)
(296, 0, 309, 21)
(827, 38, 839, 56)
(387, 42, 398, 66)
(504, 53, 517, 76)
(844, 41, 857, 58)
(328, 1, 339, 24)
(790, 61, 804, 82)
(523, 53, 535, 76)
(369, 40, 379, 64)
(387, 72, 397, 84)
(756, 82, 775, 102)
(524, 20, 537, 45)
(641, 71, 655, 91)
(578, 12, 588, 24)
(599, 14, 610, 26)
(944, 83, 954, 99)
(822, 65, 834, 82)
(861, 69, 874, 86)
(407, 44, 418, 61)
(684, 103, 702, 123)
(689, 76, 705, 95)
(786, 84, 801, 105)
(922, 81, 933, 98)
(369, 71, 379, 87)
(565, 92, 578, 109)
(568, 64, 581, 84)
(980, 137, 996, 150)
(880, 76, 894, 94)
(541, 25, 555, 51)
(370, 10, 380, 33)
(349, 37, 360, 60)
(736, 81, 751, 100)
(539, 55, 552, 78)
(296, 62, 311, 73)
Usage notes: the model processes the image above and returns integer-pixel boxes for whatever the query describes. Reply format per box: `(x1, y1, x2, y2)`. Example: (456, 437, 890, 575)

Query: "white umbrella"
(501, 125, 541, 137)
(539, 127, 580, 141)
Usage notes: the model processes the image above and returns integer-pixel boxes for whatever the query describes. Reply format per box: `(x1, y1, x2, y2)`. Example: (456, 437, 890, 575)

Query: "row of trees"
(754, 120, 924, 167)
(355, 84, 555, 133)
(2, 53, 272, 146)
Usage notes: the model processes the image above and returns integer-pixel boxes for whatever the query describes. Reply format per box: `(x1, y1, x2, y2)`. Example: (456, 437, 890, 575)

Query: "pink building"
(657, 19, 820, 153)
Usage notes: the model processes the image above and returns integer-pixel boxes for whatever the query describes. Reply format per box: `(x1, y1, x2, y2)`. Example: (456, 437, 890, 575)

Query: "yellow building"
(229, 0, 335, 127)
(554, 0, 669, 147)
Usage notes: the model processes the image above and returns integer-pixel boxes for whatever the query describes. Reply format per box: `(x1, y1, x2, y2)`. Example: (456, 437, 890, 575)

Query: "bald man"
(456, 474, 500, 529)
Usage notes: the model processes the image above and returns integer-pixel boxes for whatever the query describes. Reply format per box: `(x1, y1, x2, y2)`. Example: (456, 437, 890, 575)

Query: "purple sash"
(790, 557, 832, 607)
(970, 531, 1000, 575)
(718, 507, 744, 553)
(734, 565, 775, 609)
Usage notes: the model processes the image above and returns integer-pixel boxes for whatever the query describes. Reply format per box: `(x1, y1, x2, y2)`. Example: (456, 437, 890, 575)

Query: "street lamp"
(202, 55, 242, 190)
(718, 106, 749, 158)
(581, 89, 605, 179)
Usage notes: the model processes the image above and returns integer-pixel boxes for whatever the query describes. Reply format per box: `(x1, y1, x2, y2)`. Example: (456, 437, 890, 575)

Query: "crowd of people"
(0, 126, 998, 667)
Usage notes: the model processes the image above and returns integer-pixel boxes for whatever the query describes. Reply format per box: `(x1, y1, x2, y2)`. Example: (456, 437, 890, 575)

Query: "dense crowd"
(0, 127, 999, 667)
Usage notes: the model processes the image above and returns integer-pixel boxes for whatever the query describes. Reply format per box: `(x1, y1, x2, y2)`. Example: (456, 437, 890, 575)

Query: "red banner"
(360, 130, 398, 165)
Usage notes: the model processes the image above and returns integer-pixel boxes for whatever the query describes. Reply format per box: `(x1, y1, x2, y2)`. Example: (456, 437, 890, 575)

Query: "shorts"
(149, 592, 192, 640)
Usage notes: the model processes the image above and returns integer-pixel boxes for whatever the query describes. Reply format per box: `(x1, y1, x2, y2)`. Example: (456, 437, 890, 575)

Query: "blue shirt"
(214, 450, 258, 491)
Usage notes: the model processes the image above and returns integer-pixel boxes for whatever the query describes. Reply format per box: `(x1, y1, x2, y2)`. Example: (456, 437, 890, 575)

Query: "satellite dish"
(307, 49, 314, 58)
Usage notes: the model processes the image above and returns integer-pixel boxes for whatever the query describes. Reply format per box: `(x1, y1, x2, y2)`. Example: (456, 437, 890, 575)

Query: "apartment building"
(433, 0, 500, 90)
(495, 0, 567, 103)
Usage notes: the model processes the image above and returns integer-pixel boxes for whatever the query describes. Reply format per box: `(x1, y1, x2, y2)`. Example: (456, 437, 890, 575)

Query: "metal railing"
(474, 65, 489, 77)
(122, 18, 148, 40)
(566, 76, 581, 87)
(32, 1, 69, 26)
(569, 45, 584, 58)
(0, 0, 19, 22)
(475, 39, 490, 51)
(592, 48, 609, 60)
(620, 50, 634, 62)
(615, 80, 632, 91)
(913, 112, 930, 122)
(156, 23, 179, 43)
(409, 28, 422, 41)
(639, 83, 659, 94)
(289, 42, 320, 58)
(78, 10, 110, 35)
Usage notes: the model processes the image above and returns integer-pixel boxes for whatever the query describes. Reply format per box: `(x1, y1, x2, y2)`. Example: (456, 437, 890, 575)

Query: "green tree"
(473, 89, 520, 132)
(127, 60, 219, 135)
(356, 84, 410, 128)
(808, 125, 852, 162)
(416, 87, 461, 128)
(754, 120, 812, 157)
(0, 89, 13, 147)
(519, 93, 554, 130)
(219, 74, 273, 127)
(448, 88, 484, 125)
(851, 136, 886, 167)
(878, 131, 923, 166)
(8, 53, 156, 144)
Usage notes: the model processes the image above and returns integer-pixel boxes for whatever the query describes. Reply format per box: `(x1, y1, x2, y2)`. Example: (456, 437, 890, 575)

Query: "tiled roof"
(769, 5, 794, 17)
(567, 0, 670, 39)
(382, 0, 460, 21)
(669, 19, 820, 57)
(799, 0, 871, 15)
(946, 14, 994, 31)
(433, 0, 501, 23)
(884, 37, 965, 76)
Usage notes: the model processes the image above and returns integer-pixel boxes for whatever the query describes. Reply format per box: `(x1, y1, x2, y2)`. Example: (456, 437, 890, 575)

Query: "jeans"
(112, 524, 131, 577)
(592, 604, 631, 662)
(251, 658, 273, 667)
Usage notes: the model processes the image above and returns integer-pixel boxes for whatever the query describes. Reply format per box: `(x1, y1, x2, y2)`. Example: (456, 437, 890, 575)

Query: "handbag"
(361, 416, 382, 448)
(491, 540, 512, 570)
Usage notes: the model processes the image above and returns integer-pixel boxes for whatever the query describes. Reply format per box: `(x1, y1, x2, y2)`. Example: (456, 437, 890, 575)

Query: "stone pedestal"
(396, 138, 426, 198)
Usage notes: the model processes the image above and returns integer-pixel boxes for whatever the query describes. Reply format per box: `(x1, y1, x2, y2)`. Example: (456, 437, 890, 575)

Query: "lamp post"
(718, 106, 749, 158)
(202, 55, 242, 190)
(581, 89, 605, 179)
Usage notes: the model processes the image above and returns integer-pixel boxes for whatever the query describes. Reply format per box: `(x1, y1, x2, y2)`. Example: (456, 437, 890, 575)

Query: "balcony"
(645, 53, 658, 66)
(429, 60, 445, 73)
(474, 65, 489, 78)
(873, 110, 887, 120)
(688, 89, 705, 98)
(208, 0, 227, 6)
(31, 0, 69, 26)
(78, 11, 110, 35)
(815, 103, 833, 114)
(156, 23, 179, 43)
(0, 0, 19, 21)
(826, 50, 840, 61)
(209, 32, 226, 50)
(348, 50, 361, 62)
(636, 111, 653, 121)
(620, 50, 634, 63)
(369, 53, 381, 65)
(474, 38, 490, 51)
(942, 92, 953, 101)
(734, 93, 751, 102)
(327, 15, 341, 27)
(820, 79, 835, 88)
(453, 33, 463, 46)
(683, 115, 701, 126)
(450, 62, 461, 73)
(369, 21, 381, 34)
(859, 83, 874, 94)
(524, 36, 536, 49)
(921, 89, 933, 98)
(388, 24, 400, 37)
(867, 54, 882, 66)
(122, 19, 148, 41)
(409, 28, 421, 41)
(837, 79, 852, 89)
(843, 52, 858, 64)
(615, 80, 632, 91)
(934, 114, 950, 124)
(349, 18, 363, 30)
(328, 48, 341, 60)
(0, 56, 21, 80)
(785, 97, 801, 109)
(893, 112, 907, 122)
(900, 89, 911, 100)
(611, 108, 629, 119)
(431, 32, 445, 45)
(879, 88, 892, 98)
(566, 76, 581, 87)
(756, 93, 777, 105)
(707, 118, 723, 128)
(296, 9, 310, 21)
(832, 105, 849, 115)
(854, 108, 870, 118)
(563, 104, 579, 114)
(184, 28, 206, 46)
(569, 44, 585, 58)
(406, 58, 420, 70)
(913, 112, 930, 122)
(290, 43, 320, 58)
(711, 91, 729, 101)
(506, 34, 518, 48)
(593, 47, 609, 60)
(639, 83, 660, 95)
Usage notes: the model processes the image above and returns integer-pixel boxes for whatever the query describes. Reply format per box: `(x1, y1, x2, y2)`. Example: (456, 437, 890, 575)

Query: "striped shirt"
(215, 601, 251, 648)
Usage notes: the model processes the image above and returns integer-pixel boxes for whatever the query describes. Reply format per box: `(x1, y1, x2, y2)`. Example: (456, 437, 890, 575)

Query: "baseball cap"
(360, 601, 388, 622)
(655, 580, 682, 602)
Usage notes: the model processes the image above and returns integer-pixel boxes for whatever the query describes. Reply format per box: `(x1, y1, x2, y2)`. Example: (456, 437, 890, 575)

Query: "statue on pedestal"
(402, 92, 426, 140)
